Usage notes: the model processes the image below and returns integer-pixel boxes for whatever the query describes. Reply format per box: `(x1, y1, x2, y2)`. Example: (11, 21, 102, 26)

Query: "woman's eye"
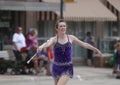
(59, 25, 66, 27)
(63, 25, 66, 27)
(60, 26, 62, 27)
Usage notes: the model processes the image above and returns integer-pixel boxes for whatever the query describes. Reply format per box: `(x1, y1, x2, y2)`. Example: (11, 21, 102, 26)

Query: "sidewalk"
(0, 66, 119, 85)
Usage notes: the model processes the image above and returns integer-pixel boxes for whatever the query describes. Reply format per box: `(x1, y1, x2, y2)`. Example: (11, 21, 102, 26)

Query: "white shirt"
(12, 33, 26, 51)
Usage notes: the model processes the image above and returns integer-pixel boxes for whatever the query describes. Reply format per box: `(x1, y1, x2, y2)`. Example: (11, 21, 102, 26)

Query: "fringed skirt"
(51, 62, 73, 79)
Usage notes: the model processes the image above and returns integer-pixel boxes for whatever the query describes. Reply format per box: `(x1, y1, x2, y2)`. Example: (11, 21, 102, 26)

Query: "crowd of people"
(12, 27, 53, 75)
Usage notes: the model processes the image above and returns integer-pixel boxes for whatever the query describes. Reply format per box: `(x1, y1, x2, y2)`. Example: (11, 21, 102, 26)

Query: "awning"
(107, 0, 120, 12)
(55, 0, 117, 21)
(43, 0, 60, 3)
(39, 11, 58, 21)
(0, 1, 60, 11)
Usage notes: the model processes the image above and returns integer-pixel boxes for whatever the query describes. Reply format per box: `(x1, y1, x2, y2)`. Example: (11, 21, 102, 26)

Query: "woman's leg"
(57, 76, 70, 85)
(38, 60, 44, 72)
(53, 78, 59, 85)
(116, 72, 120, 79)
(116, 64, 120, 79)
(46, 61, 51, 75)
(32, 58, 39, 73)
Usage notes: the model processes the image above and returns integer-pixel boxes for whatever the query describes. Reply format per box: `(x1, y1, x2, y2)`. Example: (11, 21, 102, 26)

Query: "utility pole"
(60, 0, 64, 19)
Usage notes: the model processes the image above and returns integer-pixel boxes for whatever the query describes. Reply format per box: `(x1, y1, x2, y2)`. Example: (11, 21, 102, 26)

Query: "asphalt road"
(0, 66, 119, 85)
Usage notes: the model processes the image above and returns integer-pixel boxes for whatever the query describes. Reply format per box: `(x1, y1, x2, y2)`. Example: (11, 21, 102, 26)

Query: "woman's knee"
(57, 76, 70, 85)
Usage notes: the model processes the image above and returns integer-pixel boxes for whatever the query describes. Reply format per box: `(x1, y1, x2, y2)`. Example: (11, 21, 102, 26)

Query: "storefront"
(0, 0, 118, 59)
(0, 0, 58, 49)
(40, 0, 117, 58)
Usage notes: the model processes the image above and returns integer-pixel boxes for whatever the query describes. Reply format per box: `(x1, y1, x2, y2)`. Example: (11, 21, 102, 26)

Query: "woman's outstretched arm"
(37, 37, 55, 51)
(70, 35, 102, 57)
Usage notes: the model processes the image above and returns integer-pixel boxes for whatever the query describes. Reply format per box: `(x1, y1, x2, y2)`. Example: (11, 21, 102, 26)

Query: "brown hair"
(55, 19, 67, 29)
(16, 27, 23, 32)
(114, 42, 120, 48)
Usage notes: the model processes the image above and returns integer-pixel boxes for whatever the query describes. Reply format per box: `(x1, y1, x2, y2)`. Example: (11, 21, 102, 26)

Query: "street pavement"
(0, 66, 119, 85)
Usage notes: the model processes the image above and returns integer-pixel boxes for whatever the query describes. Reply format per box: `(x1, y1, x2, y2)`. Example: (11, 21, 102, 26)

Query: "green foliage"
(105, 56, 113, 67)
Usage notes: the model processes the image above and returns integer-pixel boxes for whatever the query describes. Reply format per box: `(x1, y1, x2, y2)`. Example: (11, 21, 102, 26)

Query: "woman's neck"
(57, 33, 66, 38)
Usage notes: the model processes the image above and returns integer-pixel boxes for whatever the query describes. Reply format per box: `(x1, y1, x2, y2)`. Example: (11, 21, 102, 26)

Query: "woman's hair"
(55, 19, 67, 29)
(114, 42, 120, 48)
(16, 27, 23, 32)
(86, 32, 91, 36)
(28, 28, 38, 35)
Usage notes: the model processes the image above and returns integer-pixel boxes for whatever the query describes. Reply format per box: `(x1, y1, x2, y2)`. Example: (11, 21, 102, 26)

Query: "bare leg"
(34, 61, 39, 72)
(57, 76, 70, 85)
(34, 56, 44, 72)
(116, 72, 120, 76)
(32, 58, 39, 73)
(87, 59, 92, 66)
(53, 78, 59, 85)
(112, 67, 117, 74)
(39, 60, 44, 72)
(46, 61, 51, 75)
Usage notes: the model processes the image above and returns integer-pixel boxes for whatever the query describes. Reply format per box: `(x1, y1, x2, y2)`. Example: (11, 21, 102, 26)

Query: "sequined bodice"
(53, 35, 72, 64)
(52, 35, 73, 79)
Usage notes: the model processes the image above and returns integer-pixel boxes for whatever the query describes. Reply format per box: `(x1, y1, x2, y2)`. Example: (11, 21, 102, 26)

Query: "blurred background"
(0, 0, 120, 74)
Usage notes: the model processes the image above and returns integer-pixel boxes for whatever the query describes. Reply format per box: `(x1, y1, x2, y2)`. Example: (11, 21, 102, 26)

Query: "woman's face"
(17, 27, 23, 33)
(57, 22, 67, 34)
(117, 46, 120, 50)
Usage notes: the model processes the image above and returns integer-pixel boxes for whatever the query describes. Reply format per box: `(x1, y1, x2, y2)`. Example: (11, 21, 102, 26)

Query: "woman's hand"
(96, 50, 103, 57)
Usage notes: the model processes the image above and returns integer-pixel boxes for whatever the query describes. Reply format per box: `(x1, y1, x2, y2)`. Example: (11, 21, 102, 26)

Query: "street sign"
(0, 1, 64, 11)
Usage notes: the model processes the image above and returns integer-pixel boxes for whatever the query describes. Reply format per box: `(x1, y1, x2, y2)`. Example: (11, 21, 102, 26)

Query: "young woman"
(38, 19, 102, 85)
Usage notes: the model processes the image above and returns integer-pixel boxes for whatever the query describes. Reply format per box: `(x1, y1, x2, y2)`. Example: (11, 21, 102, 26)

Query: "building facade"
(0, 0, 119, 61)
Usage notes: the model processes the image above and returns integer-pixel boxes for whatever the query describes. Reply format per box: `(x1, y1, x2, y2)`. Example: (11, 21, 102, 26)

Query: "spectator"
(84, 32, 95, 66)
(24, 28, 39, 74)
(32, 48, 48, 75)
(47, 45, 54, 75)
(112, 39, 118, 74)
(26, 28, 38, 57)
(114, 43, 120, 79)
(12, 27, 26, 61)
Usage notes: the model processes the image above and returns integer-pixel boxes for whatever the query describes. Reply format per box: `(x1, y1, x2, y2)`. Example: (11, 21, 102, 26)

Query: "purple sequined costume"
(52, 35, 73, 79)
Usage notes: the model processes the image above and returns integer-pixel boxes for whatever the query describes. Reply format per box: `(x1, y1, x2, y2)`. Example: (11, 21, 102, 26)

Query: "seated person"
(47, 46, 54, 75)
(32, 48, 48, 74)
